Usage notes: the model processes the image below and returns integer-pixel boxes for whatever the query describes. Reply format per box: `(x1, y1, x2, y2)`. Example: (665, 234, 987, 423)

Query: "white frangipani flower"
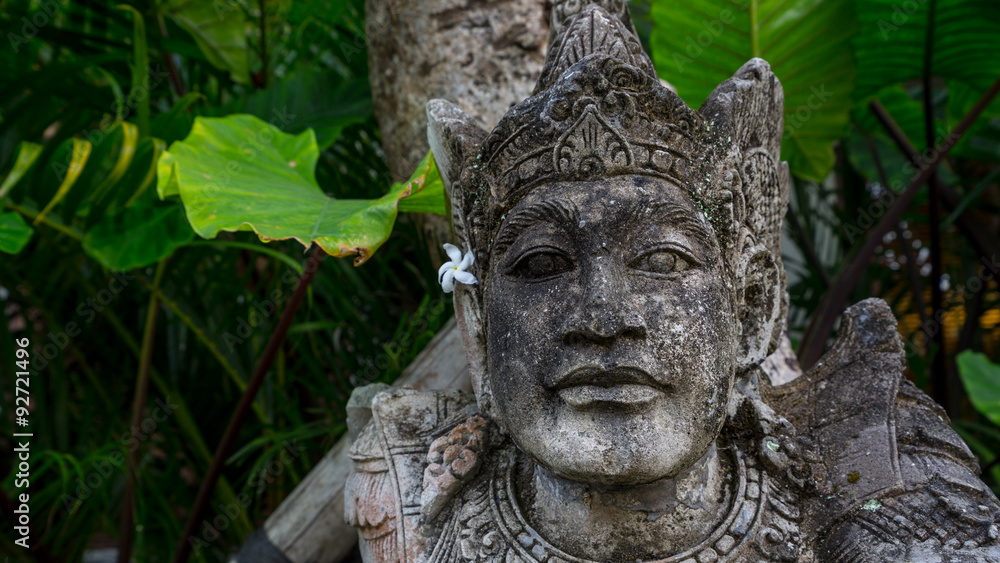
(438, 244, 477, 293)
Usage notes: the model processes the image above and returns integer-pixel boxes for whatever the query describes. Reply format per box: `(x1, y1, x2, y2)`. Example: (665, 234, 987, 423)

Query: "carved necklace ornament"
(427, 442, 801, 563)
(346, 1, 1000, 562)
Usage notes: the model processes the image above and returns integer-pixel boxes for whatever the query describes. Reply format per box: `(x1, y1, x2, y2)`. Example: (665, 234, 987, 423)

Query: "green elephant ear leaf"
(161, 0, 250, 84)
(397, 151, 446, 216)
(853, 0, 1000, 102)
(230, 67, 373, 149)
(0, 211, 34, 254)
(957, 351, 1000, 427)
(83, 200, 195, 270)
(649, 0, 857, 183)
(158, 114, 438, 265)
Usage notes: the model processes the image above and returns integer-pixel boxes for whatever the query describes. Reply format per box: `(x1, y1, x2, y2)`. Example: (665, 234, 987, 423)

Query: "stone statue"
(345, 2, 1000, 561)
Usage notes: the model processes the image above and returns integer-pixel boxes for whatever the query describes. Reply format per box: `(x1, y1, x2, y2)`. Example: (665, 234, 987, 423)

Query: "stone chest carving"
(345, 2, 1000, 561)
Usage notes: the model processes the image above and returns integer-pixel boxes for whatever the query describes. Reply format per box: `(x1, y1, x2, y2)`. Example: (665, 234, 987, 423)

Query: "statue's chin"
(509, 421, 712, 487)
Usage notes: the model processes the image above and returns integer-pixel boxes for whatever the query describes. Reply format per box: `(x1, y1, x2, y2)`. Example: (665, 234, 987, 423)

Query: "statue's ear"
(426, 100, 492, 411)
(452, 282, 490, 412)
(700, 59, 790, 358)
(736, 245, 782, 372)
(427, 99, 487, 250)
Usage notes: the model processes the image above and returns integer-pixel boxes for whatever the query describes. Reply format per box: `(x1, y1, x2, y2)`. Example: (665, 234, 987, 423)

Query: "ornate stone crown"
(427, 0, 791, 354)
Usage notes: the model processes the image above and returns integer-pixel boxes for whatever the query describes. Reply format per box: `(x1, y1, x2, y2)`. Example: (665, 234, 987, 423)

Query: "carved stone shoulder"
(344, 387, 480, 563)
(764, 298, 1000, 560)
(765, 297, 907, 529)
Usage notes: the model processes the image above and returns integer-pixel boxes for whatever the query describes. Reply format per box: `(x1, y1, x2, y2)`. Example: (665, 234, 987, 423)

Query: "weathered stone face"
(485, 175, 738, 485)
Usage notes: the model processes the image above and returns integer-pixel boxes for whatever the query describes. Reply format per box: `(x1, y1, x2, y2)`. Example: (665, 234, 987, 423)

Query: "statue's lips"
(552, 367, 665, 409)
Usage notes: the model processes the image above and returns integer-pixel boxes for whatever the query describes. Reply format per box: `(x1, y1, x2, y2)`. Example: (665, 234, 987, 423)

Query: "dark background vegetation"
(1, 0, 999, 560)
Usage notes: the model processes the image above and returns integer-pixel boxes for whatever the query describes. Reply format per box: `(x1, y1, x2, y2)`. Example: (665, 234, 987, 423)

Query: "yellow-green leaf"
(34, 138, 92, 226)
(159, 114, 423, 265)
(397, 151, 446, 215)
(0, 141, 43, 199)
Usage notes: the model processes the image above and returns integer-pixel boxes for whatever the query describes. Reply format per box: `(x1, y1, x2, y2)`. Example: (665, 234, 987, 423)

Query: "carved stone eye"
(513, 251, 573, 279)
(630, 249, 694, 275)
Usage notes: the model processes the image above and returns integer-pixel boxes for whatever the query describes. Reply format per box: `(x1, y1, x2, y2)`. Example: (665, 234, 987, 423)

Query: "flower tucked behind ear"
(438, 244, 477, 293)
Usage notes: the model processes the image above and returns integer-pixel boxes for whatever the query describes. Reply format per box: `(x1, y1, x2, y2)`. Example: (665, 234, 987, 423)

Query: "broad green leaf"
(0, 141, 43, 199)
(35, 138, 92, 226)
(227, 67, 373, 149)
(650, 0, 857, 183)
(0, 212, 34, 254)
(83, 201, 195, 270)
(844, 128, 912, 190)
(161, 0, 250, 84)
(847, 85, 956, 188)
(947, 80, 1000, 163)
(159, 114, 420, 264)
(150, 93, 206, 143)
(957, 351, 1000, 427)
(853, 0, 1000, 101)
(397, 152, 446, 215)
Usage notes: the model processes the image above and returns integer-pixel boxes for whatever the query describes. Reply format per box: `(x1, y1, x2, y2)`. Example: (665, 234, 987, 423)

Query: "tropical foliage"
(1, 0, 999, 561)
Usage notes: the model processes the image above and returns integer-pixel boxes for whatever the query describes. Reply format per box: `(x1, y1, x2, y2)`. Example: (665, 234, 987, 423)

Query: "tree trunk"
(366, 0, 549, 262)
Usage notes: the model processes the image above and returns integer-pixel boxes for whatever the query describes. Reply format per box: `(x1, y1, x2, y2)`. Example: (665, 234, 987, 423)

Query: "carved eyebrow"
(494, 198, 579, 254)
(644, 200, 716, 250)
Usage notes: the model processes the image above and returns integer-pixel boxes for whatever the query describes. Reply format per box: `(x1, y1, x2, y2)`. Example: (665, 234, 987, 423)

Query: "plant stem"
(157, 13, 185, 97)
(798, 73, 1000, 368)
(64, 267, 253, 534)
(4, 202, 82, 241)
(172, 245, 325, 563)
(867, 101, 1000, 285)
(118, 258, 168, 563)
(921, 0, 951, 414)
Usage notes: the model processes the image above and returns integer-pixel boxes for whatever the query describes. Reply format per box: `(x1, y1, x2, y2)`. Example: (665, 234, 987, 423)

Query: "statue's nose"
(562, 264, 646, 346)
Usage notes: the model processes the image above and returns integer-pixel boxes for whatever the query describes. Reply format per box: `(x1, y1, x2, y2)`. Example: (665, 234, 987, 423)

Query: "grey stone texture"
(345, 2, 1000, 561)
